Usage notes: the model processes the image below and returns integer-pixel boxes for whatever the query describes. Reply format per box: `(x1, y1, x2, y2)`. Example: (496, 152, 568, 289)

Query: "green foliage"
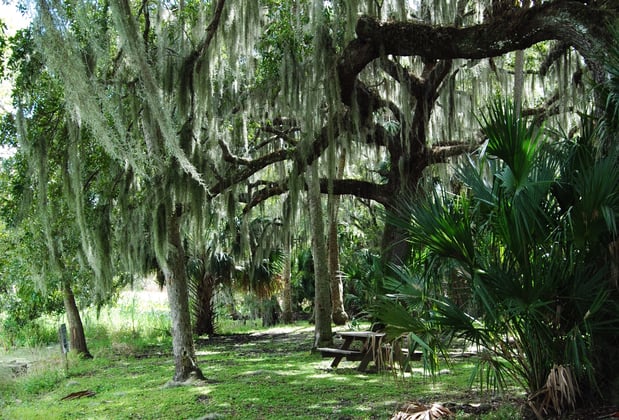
(1, 19, 129, 318)
(0, 317, 58, 349)
(477, 99, 545, 193)
(337, 201, 385, 317)
(254, 0, 313, 93)
(0, 218, 64, 348)
(290, 247, 314, 311)
(376, 100, 619, 413)
(342, 248, 384, 317)
(19, 367, 65, 396)
(391, 190, 476, 266)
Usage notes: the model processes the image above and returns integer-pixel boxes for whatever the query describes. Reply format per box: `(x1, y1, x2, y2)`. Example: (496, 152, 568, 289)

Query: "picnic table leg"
(357, 336, 383, 372)
(331, 337, 354, 368)
(357, 351, 373, 372)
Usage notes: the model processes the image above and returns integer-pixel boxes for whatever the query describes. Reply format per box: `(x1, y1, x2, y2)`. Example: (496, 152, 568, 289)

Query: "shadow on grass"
(1, 323, 526, 419)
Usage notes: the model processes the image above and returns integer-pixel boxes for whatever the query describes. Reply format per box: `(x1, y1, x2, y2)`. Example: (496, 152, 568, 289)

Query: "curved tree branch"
(208, 147, 292, 197)
(185, 0, 227, 70)
(429, 142, 482, 163)
(338, 1, 616, 107)
(242, 177, 391, 213)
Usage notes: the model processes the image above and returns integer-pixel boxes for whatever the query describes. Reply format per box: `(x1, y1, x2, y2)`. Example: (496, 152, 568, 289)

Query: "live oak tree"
(22, 0, 618, 382)
(239, 0, 618, 265)
(1, 28, 116, 358)
(32, 0, 232, 381)
(241, 0, 617, 357)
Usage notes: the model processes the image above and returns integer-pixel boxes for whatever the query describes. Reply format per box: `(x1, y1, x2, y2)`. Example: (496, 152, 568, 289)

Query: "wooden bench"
(317, 347, 364, 360)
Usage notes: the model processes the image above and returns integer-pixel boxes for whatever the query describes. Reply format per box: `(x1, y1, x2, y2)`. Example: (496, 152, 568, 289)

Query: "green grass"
(0, 289, 524, 419)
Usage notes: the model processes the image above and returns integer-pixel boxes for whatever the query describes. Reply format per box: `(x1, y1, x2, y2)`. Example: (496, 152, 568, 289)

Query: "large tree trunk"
(307, 163, 333, 348)
(328, 150, 349, 325)
(381, 204, 414, 267)
(61, 278, 92, 359)
(166, 207, 205, 382)
(193, 272, 216, 336)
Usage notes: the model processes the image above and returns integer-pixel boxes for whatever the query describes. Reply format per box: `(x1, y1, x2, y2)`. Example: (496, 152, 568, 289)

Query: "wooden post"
(58, 323, 69, 373)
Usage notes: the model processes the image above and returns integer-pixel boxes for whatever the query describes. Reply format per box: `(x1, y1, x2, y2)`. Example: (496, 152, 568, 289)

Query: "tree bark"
(380, 216, 413, 268)
(338, 1, 615, 107)
(61, 278, 92, 359)
(307, 163, 333, 348)
(193, 272, 216, 336)
(514, 48, 525, 117)
(281, 233, 294, 324)
(328, 150, 349, 325)
(166, 206, 205, 382)
(261, 295, 280, 327)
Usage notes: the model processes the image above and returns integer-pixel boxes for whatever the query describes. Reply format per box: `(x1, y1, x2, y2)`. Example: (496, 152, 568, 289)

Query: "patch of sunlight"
(361, 377, 384, 384)
(307, 402, 337, 410)
(256, 325, 315, 335)
(309, 401, 374, 412)
(307, 372, 354, 381)
(118, 287, 168, 311)
(308, 372, 334, 379)
(239, 357, 267, 363)
(272, 369, 302, 376)
(328, 375, 353, 382)
(239, 369, 270, 376)
(195, 350, 221, 356)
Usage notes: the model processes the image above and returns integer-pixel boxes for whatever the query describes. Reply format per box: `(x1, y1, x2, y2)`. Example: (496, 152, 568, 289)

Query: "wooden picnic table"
(317, 331, 386, 372)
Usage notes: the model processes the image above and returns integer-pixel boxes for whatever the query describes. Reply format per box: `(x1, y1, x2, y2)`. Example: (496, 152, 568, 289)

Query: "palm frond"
(372, 298, 428, 338)
(478, 99, 544, 191)
(388, 190, 476, 266)
(392, 402, 453, 420)
(570, 155, 619, 242)
(457, 154, 496, 207)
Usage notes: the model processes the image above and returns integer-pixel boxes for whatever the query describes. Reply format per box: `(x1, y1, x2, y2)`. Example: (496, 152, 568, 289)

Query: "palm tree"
(188, 249, 235, 336)
(241, 217, 285, 327)
(376, 100, 619, 416)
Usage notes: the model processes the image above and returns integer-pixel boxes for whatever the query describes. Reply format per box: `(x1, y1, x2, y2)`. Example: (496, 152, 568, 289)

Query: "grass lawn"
(0, 290, 524, 419)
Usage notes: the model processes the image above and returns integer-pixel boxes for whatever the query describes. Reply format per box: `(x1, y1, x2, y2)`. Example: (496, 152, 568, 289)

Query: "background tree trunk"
(514, 49, 524, 117)
(166, 207, 205, 382)
(307, 163, 333, 348)
(328, 150, 349, 325)
(61, 278, 92, 359)
(261, 295, 281, 327)
(281, 233, 294, 324)
(193, 272, 216, 336)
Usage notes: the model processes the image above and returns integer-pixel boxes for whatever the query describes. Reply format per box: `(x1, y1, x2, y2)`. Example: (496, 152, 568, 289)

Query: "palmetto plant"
(375, 99, 619, 416)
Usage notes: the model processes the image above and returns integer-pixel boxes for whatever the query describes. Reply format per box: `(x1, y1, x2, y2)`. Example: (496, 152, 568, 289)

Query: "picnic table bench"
(317, 331, 386, 372)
